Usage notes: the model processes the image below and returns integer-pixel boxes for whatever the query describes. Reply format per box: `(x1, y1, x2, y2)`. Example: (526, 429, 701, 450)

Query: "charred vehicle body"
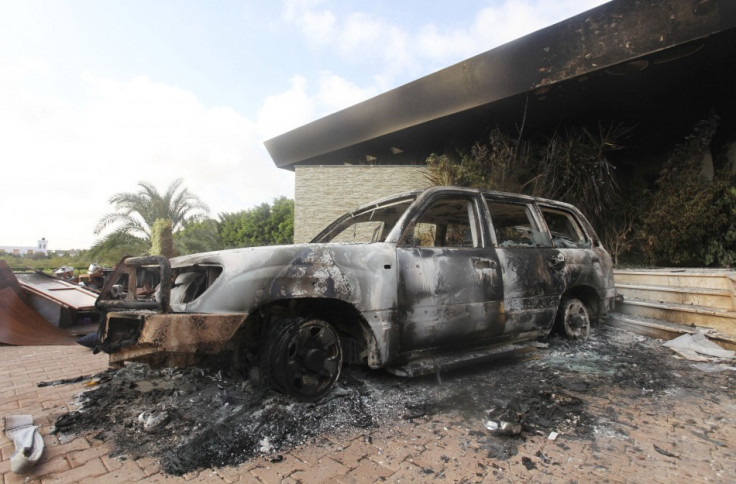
(96, 187, 616, 400)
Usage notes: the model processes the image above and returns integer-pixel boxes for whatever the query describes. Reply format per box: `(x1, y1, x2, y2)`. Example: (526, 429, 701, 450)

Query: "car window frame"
(397, 193, 488, 249)
(482, 196, 552, 248)
(536, 203, 593, 249)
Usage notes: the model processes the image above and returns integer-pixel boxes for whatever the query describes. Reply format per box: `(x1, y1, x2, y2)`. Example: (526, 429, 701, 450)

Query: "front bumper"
(99, 311, 248, 366)
(95, 255, 247, 366)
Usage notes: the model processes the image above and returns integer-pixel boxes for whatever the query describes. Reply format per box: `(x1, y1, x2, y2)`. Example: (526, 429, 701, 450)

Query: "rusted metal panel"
(138, 313, 247, 353)
(14, 271, 98, 327)
(0, 262, 77, 345)
(0, 287, 78, 346)
(15, 273, 97, 310)
(96, 255, 171, 312)
(101, 312, 248, 365)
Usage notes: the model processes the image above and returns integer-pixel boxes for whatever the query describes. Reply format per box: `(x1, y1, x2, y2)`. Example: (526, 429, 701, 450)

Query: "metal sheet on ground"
(0, 288, 77, 345)
(0, 260, 25, 297)
(15, 272, 98, 310)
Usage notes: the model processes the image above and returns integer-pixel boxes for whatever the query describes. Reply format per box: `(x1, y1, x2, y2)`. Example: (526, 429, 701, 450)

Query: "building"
(0, 238, 49, 257)
(265, 0, 736, 242)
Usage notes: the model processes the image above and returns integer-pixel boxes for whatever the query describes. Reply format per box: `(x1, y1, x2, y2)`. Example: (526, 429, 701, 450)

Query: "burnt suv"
(96, 186, 616, 400)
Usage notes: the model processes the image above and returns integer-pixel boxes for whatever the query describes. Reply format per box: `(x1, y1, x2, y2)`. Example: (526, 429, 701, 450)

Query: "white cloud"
(257, 75, 315, 139)
(0, 57, 49, 86)
(0, 59, 377, 249)
(0, 62, 293, 249)
(282, 0, 609, 87)
(282, 0, 336, 46)
(315, 72, 377, 114)
(463, 0, 608, 59)
(257, 73, 377, 138)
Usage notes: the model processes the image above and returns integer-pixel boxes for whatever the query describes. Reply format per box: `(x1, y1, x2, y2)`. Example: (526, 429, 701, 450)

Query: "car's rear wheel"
(261, 317, 343, 401)
(557, 298, 590, 340)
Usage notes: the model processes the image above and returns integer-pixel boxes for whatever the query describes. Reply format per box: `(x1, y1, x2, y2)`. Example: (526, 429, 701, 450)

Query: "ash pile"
(51, 326, 733, 475)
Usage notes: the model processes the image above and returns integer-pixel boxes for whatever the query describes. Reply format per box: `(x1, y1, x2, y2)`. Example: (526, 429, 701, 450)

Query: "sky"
(0, 0, 608, 250)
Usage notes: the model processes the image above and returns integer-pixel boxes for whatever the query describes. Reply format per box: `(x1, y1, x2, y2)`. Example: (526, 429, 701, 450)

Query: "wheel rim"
(276, 320, 342, 399)
(563, 300, 589, 340)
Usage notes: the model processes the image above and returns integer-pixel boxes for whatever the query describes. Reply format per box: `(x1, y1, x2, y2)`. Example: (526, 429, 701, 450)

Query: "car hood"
(170, 242, 396, 313)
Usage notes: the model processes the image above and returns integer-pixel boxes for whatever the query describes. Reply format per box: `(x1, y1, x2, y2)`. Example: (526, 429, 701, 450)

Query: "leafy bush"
(219, 197, 294, 249)
(425, 123, 624, 224)
(174, 219, 223, 255)
(86, 232, 149, 265)
(639, 115, 736, 267)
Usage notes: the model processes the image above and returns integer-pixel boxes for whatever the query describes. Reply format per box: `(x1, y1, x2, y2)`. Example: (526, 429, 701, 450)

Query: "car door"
(396, 193, 504, 352)
(484, 196, 564, 336)
(537, 203, 613, 298)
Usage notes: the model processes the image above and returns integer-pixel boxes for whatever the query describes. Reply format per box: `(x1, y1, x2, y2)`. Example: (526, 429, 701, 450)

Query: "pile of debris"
(50, 326, 734, 475)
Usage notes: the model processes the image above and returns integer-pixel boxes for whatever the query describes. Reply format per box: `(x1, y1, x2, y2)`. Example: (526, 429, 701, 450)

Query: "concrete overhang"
(265, 0, 736, 170)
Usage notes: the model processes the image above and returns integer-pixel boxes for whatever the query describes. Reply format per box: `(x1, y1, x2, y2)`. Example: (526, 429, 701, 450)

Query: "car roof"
(350, 186, 580, 214)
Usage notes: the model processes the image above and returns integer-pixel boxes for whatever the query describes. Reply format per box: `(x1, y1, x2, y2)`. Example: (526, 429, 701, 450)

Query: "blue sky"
(0, 0, 607, 249)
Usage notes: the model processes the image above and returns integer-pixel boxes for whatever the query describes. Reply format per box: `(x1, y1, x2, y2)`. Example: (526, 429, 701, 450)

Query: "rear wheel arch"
(552, 285, 603, 341)
(556, 297, 590, 340)
(558, 286, 602, 325)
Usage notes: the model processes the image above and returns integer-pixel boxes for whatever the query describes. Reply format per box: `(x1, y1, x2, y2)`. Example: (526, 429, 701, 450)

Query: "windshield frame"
(310, 193, 419, 244)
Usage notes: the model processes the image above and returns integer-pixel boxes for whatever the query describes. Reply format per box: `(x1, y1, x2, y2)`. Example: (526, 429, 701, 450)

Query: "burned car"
(96, 186, 615, 401)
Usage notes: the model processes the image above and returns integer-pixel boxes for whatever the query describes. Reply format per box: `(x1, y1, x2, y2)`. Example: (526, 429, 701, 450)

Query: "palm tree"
(95, 179, 210, 241)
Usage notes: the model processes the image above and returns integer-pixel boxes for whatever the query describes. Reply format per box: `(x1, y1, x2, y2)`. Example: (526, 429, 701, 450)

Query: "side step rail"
(387, 343, 538, 378)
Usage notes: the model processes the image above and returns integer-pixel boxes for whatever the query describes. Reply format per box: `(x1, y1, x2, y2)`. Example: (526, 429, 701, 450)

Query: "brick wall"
(294, 165, 431, 243)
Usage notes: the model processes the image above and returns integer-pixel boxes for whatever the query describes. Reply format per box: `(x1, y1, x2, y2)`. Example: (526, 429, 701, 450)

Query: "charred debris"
(51, 326, 734, 476)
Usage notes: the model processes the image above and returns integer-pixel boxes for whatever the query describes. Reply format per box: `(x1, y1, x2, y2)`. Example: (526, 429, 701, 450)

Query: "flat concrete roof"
(265, 0, 736, 170)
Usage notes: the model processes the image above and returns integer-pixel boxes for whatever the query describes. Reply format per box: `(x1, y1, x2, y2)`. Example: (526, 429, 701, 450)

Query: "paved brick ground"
(1, 343, 734, 483)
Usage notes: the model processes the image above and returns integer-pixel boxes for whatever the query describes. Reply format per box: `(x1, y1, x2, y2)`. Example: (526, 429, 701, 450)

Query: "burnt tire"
(261, 317, 342, 401)
(556, 298, 590, 340)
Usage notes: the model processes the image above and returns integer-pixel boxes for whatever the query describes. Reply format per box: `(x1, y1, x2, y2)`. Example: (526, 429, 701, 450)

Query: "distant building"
(0, 237, 50, 256)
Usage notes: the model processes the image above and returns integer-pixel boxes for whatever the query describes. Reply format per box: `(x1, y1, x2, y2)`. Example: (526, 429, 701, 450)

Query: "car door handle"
(548, 254, 566, 269)
(473, 259, 496, 269)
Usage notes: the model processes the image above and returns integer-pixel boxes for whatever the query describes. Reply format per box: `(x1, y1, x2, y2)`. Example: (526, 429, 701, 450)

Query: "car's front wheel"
(261, 317, 343, 401)
(556, 298, 590, 340)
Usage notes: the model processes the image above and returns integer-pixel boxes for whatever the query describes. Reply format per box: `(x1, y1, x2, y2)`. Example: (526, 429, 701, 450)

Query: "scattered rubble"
(51, 326, 734, 476)
(663, 332, 736, 361)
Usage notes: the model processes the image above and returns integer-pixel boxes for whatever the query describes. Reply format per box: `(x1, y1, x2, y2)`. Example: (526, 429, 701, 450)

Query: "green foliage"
(424, 153, 469, 186)
(174, 219, 223, 255)
(534, 125, 622, 221)
(704, 187, 736, 267)
(95, 178, 209, 240)
(425, 130, 523, 190)
(269, 197, 295, 244)
(639, 115, 736, 267)
(0, 251, 90, 273)
(91, 178, 211, 260)
(425, 124, 623, 224)
(85, 232, 149, 266)
(150, 218, 174, 258)
(219, 197, 294, 248)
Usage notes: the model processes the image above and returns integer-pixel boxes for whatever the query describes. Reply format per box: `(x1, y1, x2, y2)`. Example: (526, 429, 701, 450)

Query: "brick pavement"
(1, 343, 734, 483)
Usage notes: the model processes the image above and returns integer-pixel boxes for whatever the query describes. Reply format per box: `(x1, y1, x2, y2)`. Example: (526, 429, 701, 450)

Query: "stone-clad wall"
(294, 165, 431, 243)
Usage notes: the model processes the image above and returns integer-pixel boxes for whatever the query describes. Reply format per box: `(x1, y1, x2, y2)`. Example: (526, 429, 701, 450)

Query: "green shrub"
(639, 115, 736, 267)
